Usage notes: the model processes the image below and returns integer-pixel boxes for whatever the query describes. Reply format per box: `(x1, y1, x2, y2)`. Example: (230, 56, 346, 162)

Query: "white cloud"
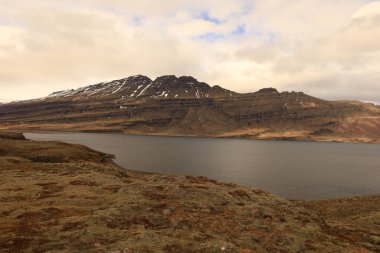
(353, 0, 380, 18)
(0, 0, 379, 103)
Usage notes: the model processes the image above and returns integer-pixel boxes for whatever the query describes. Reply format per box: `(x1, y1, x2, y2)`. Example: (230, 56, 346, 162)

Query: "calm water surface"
(24, 132, 380, 200)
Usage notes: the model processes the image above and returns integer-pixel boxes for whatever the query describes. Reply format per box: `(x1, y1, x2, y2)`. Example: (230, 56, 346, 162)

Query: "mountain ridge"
(0, 74, 379, 143)
(45, 75, 236, 100)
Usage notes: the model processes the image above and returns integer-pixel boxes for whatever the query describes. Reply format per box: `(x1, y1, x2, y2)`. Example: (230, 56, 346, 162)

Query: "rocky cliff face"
(0, 75, 379, 142)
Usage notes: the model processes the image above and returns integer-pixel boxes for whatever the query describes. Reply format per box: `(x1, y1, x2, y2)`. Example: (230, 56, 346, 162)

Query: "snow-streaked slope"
(47, 75, 235, 100)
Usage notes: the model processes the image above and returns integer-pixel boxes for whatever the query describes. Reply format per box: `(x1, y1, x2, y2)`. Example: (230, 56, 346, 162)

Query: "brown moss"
(0, 133, 376, 252)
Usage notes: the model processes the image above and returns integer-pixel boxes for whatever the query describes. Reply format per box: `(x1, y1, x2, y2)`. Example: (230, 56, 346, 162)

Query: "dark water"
(24, 132, 380, 200)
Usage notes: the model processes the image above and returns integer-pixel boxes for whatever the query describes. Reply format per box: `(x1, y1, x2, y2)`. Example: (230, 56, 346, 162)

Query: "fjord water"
(25, 132, 380, 200)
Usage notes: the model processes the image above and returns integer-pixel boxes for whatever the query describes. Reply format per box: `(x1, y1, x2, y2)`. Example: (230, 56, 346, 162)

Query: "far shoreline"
(4, 127, 378, 145)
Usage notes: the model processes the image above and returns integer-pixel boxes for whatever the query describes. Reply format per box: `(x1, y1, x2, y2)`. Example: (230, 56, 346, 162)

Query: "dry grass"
(0, 133, 377, 252)
(295, 196, 380, 252)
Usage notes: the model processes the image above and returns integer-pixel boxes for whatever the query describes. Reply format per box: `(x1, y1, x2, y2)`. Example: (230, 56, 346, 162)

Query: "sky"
(0, 0, 379, 103)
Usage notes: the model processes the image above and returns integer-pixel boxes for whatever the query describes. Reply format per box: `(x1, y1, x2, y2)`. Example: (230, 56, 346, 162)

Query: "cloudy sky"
(0, 0, 379, 103)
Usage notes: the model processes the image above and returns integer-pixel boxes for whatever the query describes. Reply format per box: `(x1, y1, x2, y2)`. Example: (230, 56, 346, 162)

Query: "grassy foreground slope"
(0, 133, 378, 252)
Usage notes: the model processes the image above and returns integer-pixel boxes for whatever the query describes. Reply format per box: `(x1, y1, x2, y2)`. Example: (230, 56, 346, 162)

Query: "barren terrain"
(0, 132, 379, 252)
(1, 75, 379, 143)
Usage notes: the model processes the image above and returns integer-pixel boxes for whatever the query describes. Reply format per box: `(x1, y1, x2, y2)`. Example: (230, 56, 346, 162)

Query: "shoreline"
(7, 130, 380, 201)
(5, 127, 379, 145)
(23, 130, 380, 202)
(0, 132, 379, 252)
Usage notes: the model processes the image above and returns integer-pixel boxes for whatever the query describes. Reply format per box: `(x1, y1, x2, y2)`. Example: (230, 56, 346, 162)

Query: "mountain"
(47, 75, 235, 100)
(0, 75, 379, 143)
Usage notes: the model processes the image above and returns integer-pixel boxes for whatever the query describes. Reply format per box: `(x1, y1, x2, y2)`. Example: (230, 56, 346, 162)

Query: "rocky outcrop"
(0, 132, 26, 140)
(0, 75, 379, 143)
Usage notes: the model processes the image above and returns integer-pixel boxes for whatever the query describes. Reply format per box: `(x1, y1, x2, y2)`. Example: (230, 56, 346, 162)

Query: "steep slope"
(47, 75, 234, 100)
(0, 133, 376, 252)
(0, 75, 379, 143)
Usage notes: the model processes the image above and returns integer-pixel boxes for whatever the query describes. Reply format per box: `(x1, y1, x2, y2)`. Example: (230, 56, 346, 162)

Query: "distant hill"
(0, 75, 379, 143)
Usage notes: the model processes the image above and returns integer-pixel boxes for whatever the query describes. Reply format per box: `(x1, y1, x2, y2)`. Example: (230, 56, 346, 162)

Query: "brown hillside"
(0, 75, 379, 143)
(0, 133, 377, 252)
